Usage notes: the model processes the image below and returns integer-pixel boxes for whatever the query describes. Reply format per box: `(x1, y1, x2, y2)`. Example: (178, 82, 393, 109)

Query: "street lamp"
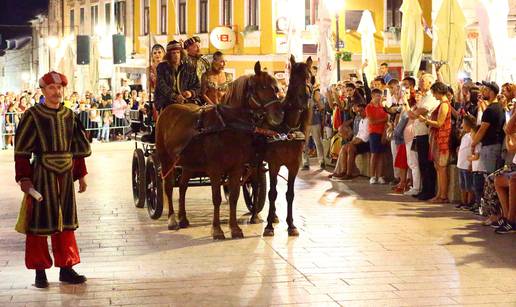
(326, 0, 345, 81)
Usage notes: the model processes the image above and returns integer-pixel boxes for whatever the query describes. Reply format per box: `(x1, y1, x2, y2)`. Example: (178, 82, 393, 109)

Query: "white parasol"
(357, 10, 378, 83)
(433, 0, 466, 87)
(400, 0, 424, 77)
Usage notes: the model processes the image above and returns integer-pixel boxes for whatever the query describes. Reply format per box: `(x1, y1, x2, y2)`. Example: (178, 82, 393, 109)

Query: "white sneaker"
(378, 177, 387, 184)
(369, 177, 378, 184)
(404, 188, 420, 196)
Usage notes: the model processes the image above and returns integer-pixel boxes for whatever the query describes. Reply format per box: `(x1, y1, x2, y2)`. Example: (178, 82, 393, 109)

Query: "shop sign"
(210, 27, 236, 50)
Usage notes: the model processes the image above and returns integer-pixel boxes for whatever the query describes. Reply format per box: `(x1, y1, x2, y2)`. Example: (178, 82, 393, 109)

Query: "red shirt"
(365, 103, 388, 134)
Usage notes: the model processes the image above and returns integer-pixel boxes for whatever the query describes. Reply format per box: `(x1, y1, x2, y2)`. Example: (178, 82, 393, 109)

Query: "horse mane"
(221, 75, 251, 107)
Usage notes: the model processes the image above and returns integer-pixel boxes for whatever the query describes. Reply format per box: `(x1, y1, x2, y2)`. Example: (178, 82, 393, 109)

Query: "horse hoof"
(212, 228, 225, 240)
(273, 215, 280, 224)
(250, 216, 262, 224)
(168, 224, 180, 231)
(179, 219, 190, 229)
(288, 227, 299, 236)
(231, 229, 244, 239)
(263, 228, 275, 237)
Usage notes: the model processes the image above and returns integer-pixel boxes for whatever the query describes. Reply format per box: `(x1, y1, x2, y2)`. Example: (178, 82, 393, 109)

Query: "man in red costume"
(15, 71, 91, 288)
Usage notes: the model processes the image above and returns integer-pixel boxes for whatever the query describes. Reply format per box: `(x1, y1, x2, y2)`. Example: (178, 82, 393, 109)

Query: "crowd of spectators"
(0, 85, 148, 149)
(317, 61, 516, 234)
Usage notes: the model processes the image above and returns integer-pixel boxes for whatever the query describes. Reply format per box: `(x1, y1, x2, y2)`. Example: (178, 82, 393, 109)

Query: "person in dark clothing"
(154, 40, 201, 111)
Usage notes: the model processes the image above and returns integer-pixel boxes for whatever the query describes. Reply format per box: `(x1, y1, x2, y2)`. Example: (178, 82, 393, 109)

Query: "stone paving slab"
(0, 142, 515, 306)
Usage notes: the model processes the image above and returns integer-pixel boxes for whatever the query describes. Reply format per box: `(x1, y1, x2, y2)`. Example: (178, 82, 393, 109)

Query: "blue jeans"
(101, 125, 110, 141)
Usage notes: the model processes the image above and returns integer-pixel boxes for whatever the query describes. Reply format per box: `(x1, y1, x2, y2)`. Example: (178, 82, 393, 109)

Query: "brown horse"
(258, 55, 312, 237)
(155, 61, 282, 239)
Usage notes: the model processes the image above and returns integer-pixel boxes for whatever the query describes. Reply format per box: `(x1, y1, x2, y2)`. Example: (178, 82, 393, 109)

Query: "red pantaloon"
(25, 230, 80, 270)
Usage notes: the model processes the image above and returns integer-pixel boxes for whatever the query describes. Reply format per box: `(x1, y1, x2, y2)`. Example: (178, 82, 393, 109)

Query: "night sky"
(0, 0, 49, 39)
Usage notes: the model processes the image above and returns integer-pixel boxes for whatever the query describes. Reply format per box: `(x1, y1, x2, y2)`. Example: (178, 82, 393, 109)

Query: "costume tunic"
(154, 62, 201, 110)
(14, 104, 91, 235)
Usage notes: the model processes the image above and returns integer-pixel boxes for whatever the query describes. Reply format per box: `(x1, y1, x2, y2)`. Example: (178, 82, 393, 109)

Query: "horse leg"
(165, 175, 179, 230)
(178, 169, 191, 228)
(263, 164, 280, 237)
(210, 174, 225, 240)
(250, 167, 263, 224)
(228, 169, 244, 239)
(286, 165, 299, 236)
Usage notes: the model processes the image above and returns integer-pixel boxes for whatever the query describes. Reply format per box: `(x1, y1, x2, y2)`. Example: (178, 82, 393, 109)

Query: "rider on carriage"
(183, 36, 211, 82)
(154, 40, 201, 111)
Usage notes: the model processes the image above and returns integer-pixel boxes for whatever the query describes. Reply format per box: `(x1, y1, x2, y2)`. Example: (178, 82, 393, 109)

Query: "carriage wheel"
(146, 155, 163, 219)
(243, 169, 267, 214)
(132, 149, 146, 208)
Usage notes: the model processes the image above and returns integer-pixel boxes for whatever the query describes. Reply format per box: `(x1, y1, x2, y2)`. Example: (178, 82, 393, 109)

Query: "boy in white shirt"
(468, 130, 486, 213)
(456, 115, 476, 209)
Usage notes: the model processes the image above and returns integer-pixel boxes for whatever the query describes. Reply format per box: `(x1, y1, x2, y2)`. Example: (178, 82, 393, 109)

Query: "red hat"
(39, 71, 68, 88)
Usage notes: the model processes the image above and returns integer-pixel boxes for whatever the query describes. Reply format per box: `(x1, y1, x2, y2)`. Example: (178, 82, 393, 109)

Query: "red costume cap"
(39, 71, 68, 88)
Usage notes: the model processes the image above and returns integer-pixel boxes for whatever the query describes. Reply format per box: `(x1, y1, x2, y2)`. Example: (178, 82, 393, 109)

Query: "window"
(178, 0, 186, 34)
(79, 7, 85, 33)
(160, 0, 167, 34)
(143, 0, 149, 35)
(222, 0, 232, 26)
(70, 9, 75, 33)
(105, 3, 111, 28)
(198, 0, 208, 33)
(305, 0, 318, 27)
(115, 1, 126, 34)
(246, 0, 258, 29)
(91, 5, 99, 33)
(386, 0, 402, 29)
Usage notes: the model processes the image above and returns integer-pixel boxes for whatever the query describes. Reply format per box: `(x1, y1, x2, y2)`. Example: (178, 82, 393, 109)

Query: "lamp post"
(326, 0, 345, 81)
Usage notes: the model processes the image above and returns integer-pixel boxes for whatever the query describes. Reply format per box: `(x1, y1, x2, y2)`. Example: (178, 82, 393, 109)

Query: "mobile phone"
(383, 89, 388, 96)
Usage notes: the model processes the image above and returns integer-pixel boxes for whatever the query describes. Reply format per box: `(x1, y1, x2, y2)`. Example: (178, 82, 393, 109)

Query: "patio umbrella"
(477, 0, 514, 84)
(285, 0, 304, 82)
(432, 0, 466, 88)
(357, 10, 377, 83)
(316, 0, 336, 95)
(400, 0, 424, 77)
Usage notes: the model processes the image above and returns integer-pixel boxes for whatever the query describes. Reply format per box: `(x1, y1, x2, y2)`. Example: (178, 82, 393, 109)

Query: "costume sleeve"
(200, 73, 209, 101)
(73, 157, 88, 180)
(155, 63, 178, 103)
(14, 110, 37, 159)
(14, 110, 37, 182)
(71, 115, 92, 158)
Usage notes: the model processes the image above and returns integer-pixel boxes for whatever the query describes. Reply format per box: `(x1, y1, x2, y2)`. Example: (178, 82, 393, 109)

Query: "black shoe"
(320, 162, 326, 169)
(455, 203, 465, 209)
(490, 219, 505, 229)
(301, 165, 309, 170)
(35, 270, 48, 288)
(495, 221, 516, 234)
(59, 268, 87, 284)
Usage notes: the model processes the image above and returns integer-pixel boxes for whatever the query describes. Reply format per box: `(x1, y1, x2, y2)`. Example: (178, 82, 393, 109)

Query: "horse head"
(245, 61, 284, 128)
(282, 55, 312, 133)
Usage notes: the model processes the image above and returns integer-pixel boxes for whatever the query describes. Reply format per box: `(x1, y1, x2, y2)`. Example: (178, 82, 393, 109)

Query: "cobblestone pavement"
(0, 142, 515, 306)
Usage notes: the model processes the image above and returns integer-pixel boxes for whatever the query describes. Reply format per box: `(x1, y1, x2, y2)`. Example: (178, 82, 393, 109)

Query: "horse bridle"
(245, 78, 282, 125)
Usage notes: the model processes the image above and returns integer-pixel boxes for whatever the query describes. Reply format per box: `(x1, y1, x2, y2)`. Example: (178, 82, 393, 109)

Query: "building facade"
(133, 0, 432, 80)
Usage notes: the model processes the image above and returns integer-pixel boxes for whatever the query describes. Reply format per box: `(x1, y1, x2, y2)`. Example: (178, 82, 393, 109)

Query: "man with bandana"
(14, 71, 91, 288)
(183, 36, 211, 82)
(155, 40, 201, 110)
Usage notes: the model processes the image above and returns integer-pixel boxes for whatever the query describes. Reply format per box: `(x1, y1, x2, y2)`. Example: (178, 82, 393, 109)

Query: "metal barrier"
(0, 108, 139, 146)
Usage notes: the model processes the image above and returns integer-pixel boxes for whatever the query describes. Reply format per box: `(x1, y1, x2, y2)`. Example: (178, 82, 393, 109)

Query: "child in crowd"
(100, 111, 112, 142)
(467, 126, 485, 214)
(456, 115, 476, 209)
